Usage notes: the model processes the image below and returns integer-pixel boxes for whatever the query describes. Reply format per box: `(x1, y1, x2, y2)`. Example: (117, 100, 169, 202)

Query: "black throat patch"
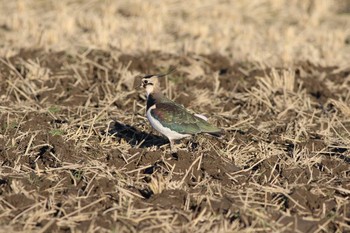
(146, 94, 157, 110)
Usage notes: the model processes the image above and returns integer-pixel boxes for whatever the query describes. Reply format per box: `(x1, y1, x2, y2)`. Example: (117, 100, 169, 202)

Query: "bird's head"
(140, 67, 177, 95)
(141, 75, 160, 95)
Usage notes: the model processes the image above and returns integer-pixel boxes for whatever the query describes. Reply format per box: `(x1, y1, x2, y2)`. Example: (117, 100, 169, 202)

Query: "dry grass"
(1, 0, 350, 66)
(1, 0, 350, 233)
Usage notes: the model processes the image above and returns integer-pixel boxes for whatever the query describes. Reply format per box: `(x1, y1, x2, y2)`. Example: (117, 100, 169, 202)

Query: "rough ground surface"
(0, 50, 350, 232)
(1, 0, 350, 232)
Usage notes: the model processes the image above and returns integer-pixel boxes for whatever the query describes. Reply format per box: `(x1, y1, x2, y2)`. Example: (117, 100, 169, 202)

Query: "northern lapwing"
(140, 69, 223, 152)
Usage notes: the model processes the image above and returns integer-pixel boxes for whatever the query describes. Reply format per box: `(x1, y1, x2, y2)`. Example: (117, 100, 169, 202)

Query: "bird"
(140, 69, 223, 153)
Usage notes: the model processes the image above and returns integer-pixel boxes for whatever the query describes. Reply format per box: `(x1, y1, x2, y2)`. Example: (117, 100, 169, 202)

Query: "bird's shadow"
(106, 121, 168, 148)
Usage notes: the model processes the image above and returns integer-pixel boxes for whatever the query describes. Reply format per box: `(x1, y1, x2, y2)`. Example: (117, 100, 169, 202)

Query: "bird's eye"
(143, 80, 148, 84)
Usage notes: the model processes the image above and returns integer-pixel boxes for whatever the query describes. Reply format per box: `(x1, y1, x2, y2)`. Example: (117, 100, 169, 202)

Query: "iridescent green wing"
(150, 103, 221, 135)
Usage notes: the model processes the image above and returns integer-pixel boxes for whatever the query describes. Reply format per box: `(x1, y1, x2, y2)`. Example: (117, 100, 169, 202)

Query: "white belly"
(146, 106, 190, 140)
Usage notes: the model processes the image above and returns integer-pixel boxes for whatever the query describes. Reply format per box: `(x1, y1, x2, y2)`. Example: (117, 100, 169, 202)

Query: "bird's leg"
(169, 139, 177, 154)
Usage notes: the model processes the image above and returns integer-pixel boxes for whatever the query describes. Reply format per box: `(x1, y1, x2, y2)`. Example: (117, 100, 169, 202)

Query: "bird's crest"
(143, 65, 177, 79)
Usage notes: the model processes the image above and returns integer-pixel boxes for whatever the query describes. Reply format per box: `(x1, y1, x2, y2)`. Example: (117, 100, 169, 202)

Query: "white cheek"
(145, 85, 154, 94)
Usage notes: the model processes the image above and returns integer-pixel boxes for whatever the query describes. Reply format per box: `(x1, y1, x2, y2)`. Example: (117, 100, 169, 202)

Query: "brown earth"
(0, 49, 350, 232)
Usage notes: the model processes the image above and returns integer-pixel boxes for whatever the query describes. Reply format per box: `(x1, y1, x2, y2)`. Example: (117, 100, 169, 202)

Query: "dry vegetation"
(1, 0, 350, 232)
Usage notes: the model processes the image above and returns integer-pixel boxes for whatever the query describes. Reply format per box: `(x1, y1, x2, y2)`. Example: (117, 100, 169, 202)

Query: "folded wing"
(150, 103, 222, 135)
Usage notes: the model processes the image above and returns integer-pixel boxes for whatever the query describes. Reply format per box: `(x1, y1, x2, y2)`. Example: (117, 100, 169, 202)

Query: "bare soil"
(1, 49, 350, 232)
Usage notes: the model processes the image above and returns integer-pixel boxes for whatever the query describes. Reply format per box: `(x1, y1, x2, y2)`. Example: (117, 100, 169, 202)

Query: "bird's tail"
(208, 129, 225, 138)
